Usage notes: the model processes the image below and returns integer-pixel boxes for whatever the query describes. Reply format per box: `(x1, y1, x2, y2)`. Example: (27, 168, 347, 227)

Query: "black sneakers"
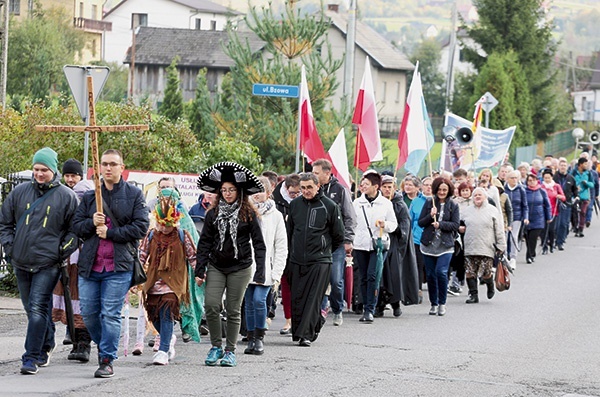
(94, 358, 114, 378)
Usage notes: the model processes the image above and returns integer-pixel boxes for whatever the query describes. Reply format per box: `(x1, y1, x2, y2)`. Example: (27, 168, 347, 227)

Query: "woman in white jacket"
(244, 177, 288, 355)
(353, 172, 398, 323)
(461, 187, 506, 304)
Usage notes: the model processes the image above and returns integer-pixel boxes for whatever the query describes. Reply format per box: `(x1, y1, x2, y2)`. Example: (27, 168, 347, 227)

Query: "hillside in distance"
(216, 0, 599, 57)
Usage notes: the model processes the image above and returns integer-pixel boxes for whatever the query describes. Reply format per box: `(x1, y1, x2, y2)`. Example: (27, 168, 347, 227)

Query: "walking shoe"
(448, 286, 461, 296)
(393, 307, 402, 317)
(438, 304, 446, 316)
(333, 313, 343, 326)
(279, 326, 291, 335)
(182, 332, 191, 343)
(299, 338, 312, 347)
(220, 350, 237, 367)
(37, 346, 55, 367)
(429, 305, 438, 315)
(132, 342, 144, 356)
(20, 359, 38, 375)
(148, 337, 155, 347)
(362, 312, 374, 323)
(168, 335, 176, 361)
(153, 351, 169, 365)
(542, 247, 548, 255)
(204, 346, 224, 366)
(557, 244, 564, 251)
(63, 333, 72, 345)
(94, 358, 114, 378)
(373, 309, 385, 318)
(465, 294, 479, 304)
(526, 257, 533, 264)
(509, 258, 517, 271)
(153, 334, 160, 352)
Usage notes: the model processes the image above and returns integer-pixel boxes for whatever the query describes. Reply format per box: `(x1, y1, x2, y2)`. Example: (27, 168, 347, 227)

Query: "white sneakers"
(152, 351, 168, 365)
(509, 258, 516, 271)
(152, 334, 176, 365)
(333, 313, 343, 326)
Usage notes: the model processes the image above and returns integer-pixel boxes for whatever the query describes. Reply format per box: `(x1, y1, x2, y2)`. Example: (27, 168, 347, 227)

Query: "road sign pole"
(485, 109, 489, 129)
(83, 69, 91, 178)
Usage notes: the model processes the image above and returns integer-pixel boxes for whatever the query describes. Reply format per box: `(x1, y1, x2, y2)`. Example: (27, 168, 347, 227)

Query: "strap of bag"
(15, 187, 60, 231)
(361, 206, 374, 240)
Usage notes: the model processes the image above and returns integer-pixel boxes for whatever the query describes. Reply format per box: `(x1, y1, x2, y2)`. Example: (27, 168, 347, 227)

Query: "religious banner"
(441, 113, 516, 172)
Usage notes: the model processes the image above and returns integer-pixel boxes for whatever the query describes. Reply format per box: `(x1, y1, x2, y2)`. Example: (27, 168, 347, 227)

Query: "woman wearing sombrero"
(195, 162, 266, 367)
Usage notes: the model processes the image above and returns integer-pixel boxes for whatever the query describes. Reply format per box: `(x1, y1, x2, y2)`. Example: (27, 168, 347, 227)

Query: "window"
(131, 13, 148, 29)
(195, 18, 202, 30)
(9, 0, 20, 14)
(381, 82, 387, 103)
(79, 2, 84, 17)
(210, 20, 217, 30)
(91, 4, 97, 20)
(395, 82, 400, 103)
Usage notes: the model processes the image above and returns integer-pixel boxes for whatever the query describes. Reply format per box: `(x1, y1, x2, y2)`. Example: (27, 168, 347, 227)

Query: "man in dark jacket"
(554, 158, 578, 250)
(287, 173, 344, 346)
(188, 191, 216, 233)
(272, 173, 301, 221)
(72, 149, 149, 378)
(312, 159, 356, 326)
(0, 147, 79, 375)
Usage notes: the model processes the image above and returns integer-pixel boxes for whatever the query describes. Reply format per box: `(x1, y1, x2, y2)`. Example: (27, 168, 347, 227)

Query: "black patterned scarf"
(215, 198, 241, 258)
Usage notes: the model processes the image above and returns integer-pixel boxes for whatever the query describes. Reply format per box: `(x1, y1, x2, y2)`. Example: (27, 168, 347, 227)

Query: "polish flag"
(327, 128, 351, 189)
(396, 62, 434, 174)
(471, 95, 485, 132)
(299, 65, 327, 164)
(352, 57, 382, 171)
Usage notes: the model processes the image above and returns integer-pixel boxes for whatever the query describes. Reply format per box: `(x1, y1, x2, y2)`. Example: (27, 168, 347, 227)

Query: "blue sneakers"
(20, 359, 38, 375)
(219, 350, 237, 367)
(204, 346, 224, 366)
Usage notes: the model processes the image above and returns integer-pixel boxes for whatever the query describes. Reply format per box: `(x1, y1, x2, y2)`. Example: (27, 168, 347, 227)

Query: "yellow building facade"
(10, 0, 111, 63)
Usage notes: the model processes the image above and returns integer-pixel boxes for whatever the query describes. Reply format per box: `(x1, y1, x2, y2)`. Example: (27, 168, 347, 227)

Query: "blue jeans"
(15, 266, 60, 363)
(321, 245, 346, 314)
(79, 270, 132, 362)
(556, 205, 571, 246)
(152, 305, 174, 353)
(423, 253, 452, 306)
(244, 284, 271, 331)
(355, 250, 385, 315)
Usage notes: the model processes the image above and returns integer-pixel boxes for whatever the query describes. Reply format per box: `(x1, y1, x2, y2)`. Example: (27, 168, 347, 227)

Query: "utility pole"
(343, 0, 356, 113)
(0, 0, 8, 109)
(444, 0, 457, 112)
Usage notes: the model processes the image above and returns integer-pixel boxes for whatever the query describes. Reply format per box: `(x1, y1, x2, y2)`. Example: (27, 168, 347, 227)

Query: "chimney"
(327, 4, 339, 12)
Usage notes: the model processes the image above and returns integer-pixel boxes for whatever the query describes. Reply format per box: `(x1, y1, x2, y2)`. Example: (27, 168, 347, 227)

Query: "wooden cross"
(35, 76, 149, 214)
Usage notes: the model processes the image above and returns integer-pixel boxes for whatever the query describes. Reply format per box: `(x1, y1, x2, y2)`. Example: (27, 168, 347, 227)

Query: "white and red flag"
(299, 65, 327, 164)
(352, 57, 382, 171)
(327, 128, 351, 189)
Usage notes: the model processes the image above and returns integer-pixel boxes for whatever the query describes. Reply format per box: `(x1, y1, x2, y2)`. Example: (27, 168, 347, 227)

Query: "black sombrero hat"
(197, 162, 264, 195)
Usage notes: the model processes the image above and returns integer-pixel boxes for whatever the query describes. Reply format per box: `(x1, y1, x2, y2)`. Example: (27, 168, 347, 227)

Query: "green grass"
(380, 138, 442, 177)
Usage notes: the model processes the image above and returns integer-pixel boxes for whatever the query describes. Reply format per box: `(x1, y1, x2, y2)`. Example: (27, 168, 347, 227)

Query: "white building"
(572, 55, 600, 123)
(102, 0, 242, 63)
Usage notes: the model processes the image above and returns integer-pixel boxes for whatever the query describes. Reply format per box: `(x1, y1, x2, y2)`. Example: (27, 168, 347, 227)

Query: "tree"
(159, 57, 183, 122)
(409, 38, 446, 118)
(187, 68, 217, 142)
(216, 1, 344, 171)
(7, 6, 85, 100)
(93, 61, 128, 103)
(460, 0, 568, 140)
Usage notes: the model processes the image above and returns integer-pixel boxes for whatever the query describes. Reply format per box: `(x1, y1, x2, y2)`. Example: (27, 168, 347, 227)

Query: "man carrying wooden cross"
(72, 149, 149, 378)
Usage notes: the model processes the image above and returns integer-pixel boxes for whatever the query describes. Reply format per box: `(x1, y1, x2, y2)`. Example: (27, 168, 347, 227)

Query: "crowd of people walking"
(0, 147, 597, 376)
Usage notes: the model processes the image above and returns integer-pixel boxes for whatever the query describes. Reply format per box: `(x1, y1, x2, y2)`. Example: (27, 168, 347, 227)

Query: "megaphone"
(442, 125, 474, 146)
(589, 131, 600, 145)
(455, 127, 474, 145)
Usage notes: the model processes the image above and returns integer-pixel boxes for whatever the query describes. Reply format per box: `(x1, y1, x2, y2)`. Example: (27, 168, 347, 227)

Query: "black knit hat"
(62, 158, 84, 177)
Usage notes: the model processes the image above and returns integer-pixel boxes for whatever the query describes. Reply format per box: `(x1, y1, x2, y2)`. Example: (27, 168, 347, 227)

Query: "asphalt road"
(0, 224, 599, 397)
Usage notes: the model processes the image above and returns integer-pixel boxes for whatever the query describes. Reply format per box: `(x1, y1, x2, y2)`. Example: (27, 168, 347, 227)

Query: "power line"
(555, 60, 600, 73)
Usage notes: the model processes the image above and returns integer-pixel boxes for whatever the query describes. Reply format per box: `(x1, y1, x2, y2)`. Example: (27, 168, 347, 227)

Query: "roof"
(123, 27, 265, 68)
(104, 0, 241, 19)
(326, 10, 413, 72)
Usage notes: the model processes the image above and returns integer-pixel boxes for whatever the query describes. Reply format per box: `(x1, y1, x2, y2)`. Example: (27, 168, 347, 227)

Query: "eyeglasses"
(288, 190, 300, 197)
(101, 162, 122, 168)
(220, 188, 237, 194)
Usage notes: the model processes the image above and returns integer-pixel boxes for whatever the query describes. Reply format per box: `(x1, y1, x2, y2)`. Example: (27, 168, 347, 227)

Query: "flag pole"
(295, 66, 304, 173)
(354, 127, 361, 199)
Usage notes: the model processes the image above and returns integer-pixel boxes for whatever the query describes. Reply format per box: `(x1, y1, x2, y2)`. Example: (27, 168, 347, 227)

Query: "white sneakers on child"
(153, 351, 168, 365)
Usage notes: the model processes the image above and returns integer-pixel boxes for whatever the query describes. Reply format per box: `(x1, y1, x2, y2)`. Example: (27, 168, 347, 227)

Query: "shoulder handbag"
(101, 199, 146, 288)
(361, 205, 390, 251)
(492, 218, 510, 291)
